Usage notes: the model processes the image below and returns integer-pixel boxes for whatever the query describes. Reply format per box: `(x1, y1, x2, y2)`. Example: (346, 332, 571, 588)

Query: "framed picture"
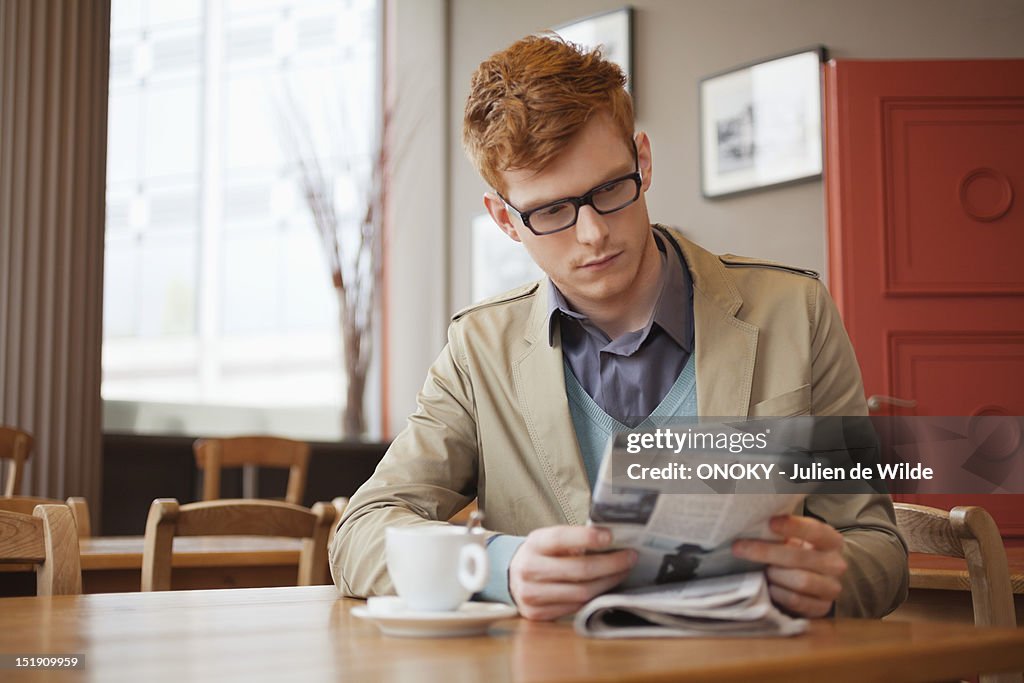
(699, 46, 827, 198)
(554, 7, 634, 94)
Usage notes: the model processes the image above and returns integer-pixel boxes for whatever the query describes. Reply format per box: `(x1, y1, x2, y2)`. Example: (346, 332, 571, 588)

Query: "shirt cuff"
(475, 534, 527, 605)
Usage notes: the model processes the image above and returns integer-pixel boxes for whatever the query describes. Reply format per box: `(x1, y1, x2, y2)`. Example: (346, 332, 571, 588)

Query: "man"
(331, 35, 908, 621)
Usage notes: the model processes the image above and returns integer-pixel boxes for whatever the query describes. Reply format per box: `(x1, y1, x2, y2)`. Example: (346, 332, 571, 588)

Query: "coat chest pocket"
(750, 384, 811, 417)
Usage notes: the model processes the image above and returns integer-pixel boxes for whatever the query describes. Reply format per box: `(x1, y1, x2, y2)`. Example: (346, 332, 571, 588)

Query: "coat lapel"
(665, 228, 759, 418)
(512, 286, 591, 525)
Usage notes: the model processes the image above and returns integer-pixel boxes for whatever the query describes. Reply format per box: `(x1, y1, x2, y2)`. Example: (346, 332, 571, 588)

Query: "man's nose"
(574, 205, 609, 246)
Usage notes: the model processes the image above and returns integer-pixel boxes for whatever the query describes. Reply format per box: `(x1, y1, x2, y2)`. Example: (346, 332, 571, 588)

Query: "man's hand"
(509, 525, 637, 621)
(732, 515, 848, 618)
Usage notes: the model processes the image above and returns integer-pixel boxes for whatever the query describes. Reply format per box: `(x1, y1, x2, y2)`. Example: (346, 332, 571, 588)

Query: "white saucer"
(351, 597, 518, 638)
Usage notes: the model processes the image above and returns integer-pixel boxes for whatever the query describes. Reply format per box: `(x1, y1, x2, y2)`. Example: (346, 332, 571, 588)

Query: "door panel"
(885, 102, 1023, 294)
(891, 333, 1024, 417)
(824, 59, 1024, 540)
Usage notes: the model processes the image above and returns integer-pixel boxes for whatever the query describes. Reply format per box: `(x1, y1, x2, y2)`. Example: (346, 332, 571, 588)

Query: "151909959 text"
(0, 655, 84, 669)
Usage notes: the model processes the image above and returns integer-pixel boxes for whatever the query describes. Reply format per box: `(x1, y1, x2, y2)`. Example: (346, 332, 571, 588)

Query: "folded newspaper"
(576, 428, 812, 637)
(574, 571, 807, 638)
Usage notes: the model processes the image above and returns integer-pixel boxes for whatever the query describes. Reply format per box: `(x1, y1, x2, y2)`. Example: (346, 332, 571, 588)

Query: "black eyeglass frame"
(499, 142, 642, 236)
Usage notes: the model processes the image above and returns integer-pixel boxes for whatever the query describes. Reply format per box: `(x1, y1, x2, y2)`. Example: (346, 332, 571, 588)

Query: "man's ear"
(483, 192, 522, 243)
(635, 131, 653, 193)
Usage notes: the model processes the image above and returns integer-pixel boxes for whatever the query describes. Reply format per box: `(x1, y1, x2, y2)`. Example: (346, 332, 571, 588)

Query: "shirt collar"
(545, 229, 694, 352)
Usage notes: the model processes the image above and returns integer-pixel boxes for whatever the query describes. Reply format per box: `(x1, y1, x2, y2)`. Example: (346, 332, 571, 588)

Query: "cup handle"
(458, 542, 488, 594)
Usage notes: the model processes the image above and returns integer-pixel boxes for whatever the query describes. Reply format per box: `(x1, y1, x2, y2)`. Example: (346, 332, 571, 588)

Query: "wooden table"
(1, 586, 1023, 683)
(893, 547, 1024, 626)
(0, 536, 318, 595)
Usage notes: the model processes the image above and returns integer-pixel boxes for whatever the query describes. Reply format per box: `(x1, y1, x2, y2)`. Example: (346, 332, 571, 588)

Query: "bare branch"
(272, 77, 391, 436)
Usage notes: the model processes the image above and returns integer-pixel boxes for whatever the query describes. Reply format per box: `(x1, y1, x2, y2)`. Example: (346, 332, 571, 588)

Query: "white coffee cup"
(385, 526, 488, 612)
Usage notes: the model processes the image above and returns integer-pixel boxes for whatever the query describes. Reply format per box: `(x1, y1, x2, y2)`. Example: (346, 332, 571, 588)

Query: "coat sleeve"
(329, 321, 484, 598)
(804, 279, 909, 618)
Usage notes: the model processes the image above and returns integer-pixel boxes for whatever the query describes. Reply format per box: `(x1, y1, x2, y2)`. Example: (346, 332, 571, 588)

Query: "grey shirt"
(546, 228, 694, 427)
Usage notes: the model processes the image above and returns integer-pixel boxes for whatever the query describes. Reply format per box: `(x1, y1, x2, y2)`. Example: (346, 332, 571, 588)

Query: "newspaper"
(577, 430, 811, 637)
(589, 441, 807, 588)
(574, 571, 808, 638)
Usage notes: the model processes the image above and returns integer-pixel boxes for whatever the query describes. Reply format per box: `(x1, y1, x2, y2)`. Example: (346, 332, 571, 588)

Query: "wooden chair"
(0, 505, 81, 595)
(193, 436, 310, 506)
(328, 496, 349, 545)
(140, 498, 336, 592)
(0, 426, 33, 496)
(449, 498, 478, 525)
(894, 503, 1019, 683)
(331, 496, 349, 519)
(0, 496, 91, 538)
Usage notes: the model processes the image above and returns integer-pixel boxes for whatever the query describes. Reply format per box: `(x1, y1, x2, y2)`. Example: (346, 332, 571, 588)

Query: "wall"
(383, 0, 450, 430)
(385, 0, 1024, 435)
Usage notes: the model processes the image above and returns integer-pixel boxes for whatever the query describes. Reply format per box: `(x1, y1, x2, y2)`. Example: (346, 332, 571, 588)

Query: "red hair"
(462, 34, 634, 193)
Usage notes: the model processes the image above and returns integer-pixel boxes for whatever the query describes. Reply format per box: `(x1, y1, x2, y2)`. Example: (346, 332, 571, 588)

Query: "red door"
(824, 59, 1024, 542)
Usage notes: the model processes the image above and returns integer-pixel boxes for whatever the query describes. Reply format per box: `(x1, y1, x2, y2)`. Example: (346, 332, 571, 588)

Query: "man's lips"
(578, 252, 622, 269)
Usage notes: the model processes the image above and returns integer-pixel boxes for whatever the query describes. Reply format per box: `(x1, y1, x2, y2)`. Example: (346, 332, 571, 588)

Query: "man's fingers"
(732, 538, 847, 576)
(770, 515, 844, 551)
(515, 569, 631, 608)
(768, 583, 833, 619)
(784, 536, 813, 551)
(510, 527, 638, 620)
(526, 525, 613, 556)
(517, 602, 581, 621)
(731, 517, 848, 618)
(518, 549, 637, 583)
(765, 566, 842, 603)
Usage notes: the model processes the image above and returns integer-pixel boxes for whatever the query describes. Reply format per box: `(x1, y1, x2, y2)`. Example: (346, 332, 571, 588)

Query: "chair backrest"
(328, 496, 349, 545)
(193, 436, 310, 505)
(0, 496, 91, 538)
(0, 505, 82, 595)
(140, 498, 336, 592)
(894, 503, 1016, 629)
(0, 426, 34, 496)
(449, 499, 479, 525)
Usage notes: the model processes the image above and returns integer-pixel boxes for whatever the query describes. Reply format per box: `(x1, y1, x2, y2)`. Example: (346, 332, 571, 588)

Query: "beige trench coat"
(331, 227, 909, 618)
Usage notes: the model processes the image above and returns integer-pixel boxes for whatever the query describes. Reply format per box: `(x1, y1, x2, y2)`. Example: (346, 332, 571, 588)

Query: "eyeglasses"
(499, 143, 642, 236)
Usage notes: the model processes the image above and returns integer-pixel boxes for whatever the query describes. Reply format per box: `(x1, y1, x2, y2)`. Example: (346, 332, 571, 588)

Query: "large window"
(103, 0, 381, 439)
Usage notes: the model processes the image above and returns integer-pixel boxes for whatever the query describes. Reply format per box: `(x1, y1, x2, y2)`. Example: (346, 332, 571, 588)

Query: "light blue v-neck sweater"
(565, 353, 697, 488)
(479, 355, 697, 603)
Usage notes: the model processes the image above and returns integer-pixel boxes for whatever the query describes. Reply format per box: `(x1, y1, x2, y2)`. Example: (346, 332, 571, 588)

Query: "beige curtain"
(0, 0, 110, 519)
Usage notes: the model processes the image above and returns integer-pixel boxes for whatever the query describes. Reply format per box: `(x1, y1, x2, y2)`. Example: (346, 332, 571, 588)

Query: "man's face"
(484, 114, 656, 313)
